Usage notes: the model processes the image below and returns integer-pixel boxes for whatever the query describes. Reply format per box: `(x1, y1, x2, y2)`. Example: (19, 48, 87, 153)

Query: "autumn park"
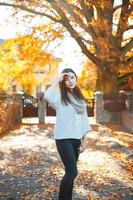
(0, 0, 133, 200)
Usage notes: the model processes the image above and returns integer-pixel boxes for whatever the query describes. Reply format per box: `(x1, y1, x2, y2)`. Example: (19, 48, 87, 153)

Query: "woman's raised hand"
(53, 73, 70, 85)
(58, 73, 70, 82)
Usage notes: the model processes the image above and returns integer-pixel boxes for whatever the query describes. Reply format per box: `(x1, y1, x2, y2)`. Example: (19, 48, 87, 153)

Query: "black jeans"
(55, 139, 81, 200)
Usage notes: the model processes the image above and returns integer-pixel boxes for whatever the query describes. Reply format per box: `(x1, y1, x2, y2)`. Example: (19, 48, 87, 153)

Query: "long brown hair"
(59, 68, 85, 105)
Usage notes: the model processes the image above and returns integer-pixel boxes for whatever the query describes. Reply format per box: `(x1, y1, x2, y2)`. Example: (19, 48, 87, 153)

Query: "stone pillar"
(126, 92, 131, 111)
(130, 91, 133, 111)
(95, 91, 104, 123)
(38, 92, 45, 124)
(4, 97, 14, 129)
(12, 94, 23, 123)
(126, 91, 133, 112)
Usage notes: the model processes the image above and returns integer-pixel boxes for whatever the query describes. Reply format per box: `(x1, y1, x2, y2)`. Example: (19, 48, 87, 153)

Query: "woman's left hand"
(79, 134, 88, 153)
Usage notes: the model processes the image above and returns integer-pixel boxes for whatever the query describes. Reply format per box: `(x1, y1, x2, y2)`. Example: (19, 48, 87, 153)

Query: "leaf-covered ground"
(0, 118, 133, 200)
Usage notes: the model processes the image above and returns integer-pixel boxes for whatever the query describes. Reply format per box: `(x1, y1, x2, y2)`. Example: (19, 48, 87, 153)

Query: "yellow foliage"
(3, 0, 131, 92)
(78, 60, 97, 98)
(81, 88, 94, 99)
(0, 33, 62, 94)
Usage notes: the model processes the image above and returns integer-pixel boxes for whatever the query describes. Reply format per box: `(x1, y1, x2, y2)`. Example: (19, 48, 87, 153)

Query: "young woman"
(45, 68, 91, 200)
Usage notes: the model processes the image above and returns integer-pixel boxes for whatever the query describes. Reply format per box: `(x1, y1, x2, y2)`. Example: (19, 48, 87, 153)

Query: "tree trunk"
(95, 70, 119, 94)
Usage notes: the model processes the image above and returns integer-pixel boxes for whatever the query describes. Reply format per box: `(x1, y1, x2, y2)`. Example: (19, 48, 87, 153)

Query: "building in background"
(0, 38, 61, 97)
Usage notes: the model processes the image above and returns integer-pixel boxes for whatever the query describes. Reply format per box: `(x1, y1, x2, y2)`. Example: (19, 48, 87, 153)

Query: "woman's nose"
(69, 80, 73, 84)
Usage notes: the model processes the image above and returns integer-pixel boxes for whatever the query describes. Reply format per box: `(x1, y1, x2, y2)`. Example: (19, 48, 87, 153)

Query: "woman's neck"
(68, 88, 73, 93)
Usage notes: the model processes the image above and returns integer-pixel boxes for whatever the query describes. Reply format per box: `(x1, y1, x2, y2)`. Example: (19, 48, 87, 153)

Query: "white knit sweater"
(45, 84, 92, 139)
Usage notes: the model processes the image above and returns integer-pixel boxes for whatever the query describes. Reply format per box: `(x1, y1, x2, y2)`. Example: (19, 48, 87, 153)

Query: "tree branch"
(124, 25, 133, 32)
(121, 38, 133, 55)
(79, 0, 94, 22)
(122, 37, 133, 42)
(128, 5, 133, 14)
(57, 1, 95, 38)
(0, 2, 61, 23)
(48, 1, 103, 71)
(119, 72, 133, 79)
(122, 57, 133, 66)
(57, 1, 97, 39)
(80, 37, 94, 45)
(113, 5, 122, 12)
(79, 0, 97, 38)
(111, 0, 115, 6)
(115, 0, 130, 44)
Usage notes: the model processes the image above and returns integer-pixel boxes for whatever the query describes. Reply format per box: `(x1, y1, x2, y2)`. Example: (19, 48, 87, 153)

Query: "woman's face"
(64, 72, 77, 90)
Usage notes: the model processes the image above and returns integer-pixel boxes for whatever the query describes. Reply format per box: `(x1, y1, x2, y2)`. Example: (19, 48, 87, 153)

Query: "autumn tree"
(0, 0, 133, 93)
(0, 34, 62, 94)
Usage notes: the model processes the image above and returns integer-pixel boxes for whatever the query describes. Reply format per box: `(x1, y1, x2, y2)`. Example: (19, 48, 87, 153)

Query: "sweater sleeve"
(44, 84, 60, 109)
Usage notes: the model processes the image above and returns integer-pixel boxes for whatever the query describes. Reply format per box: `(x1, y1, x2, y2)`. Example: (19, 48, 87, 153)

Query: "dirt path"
(0, 120, 133, 200)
